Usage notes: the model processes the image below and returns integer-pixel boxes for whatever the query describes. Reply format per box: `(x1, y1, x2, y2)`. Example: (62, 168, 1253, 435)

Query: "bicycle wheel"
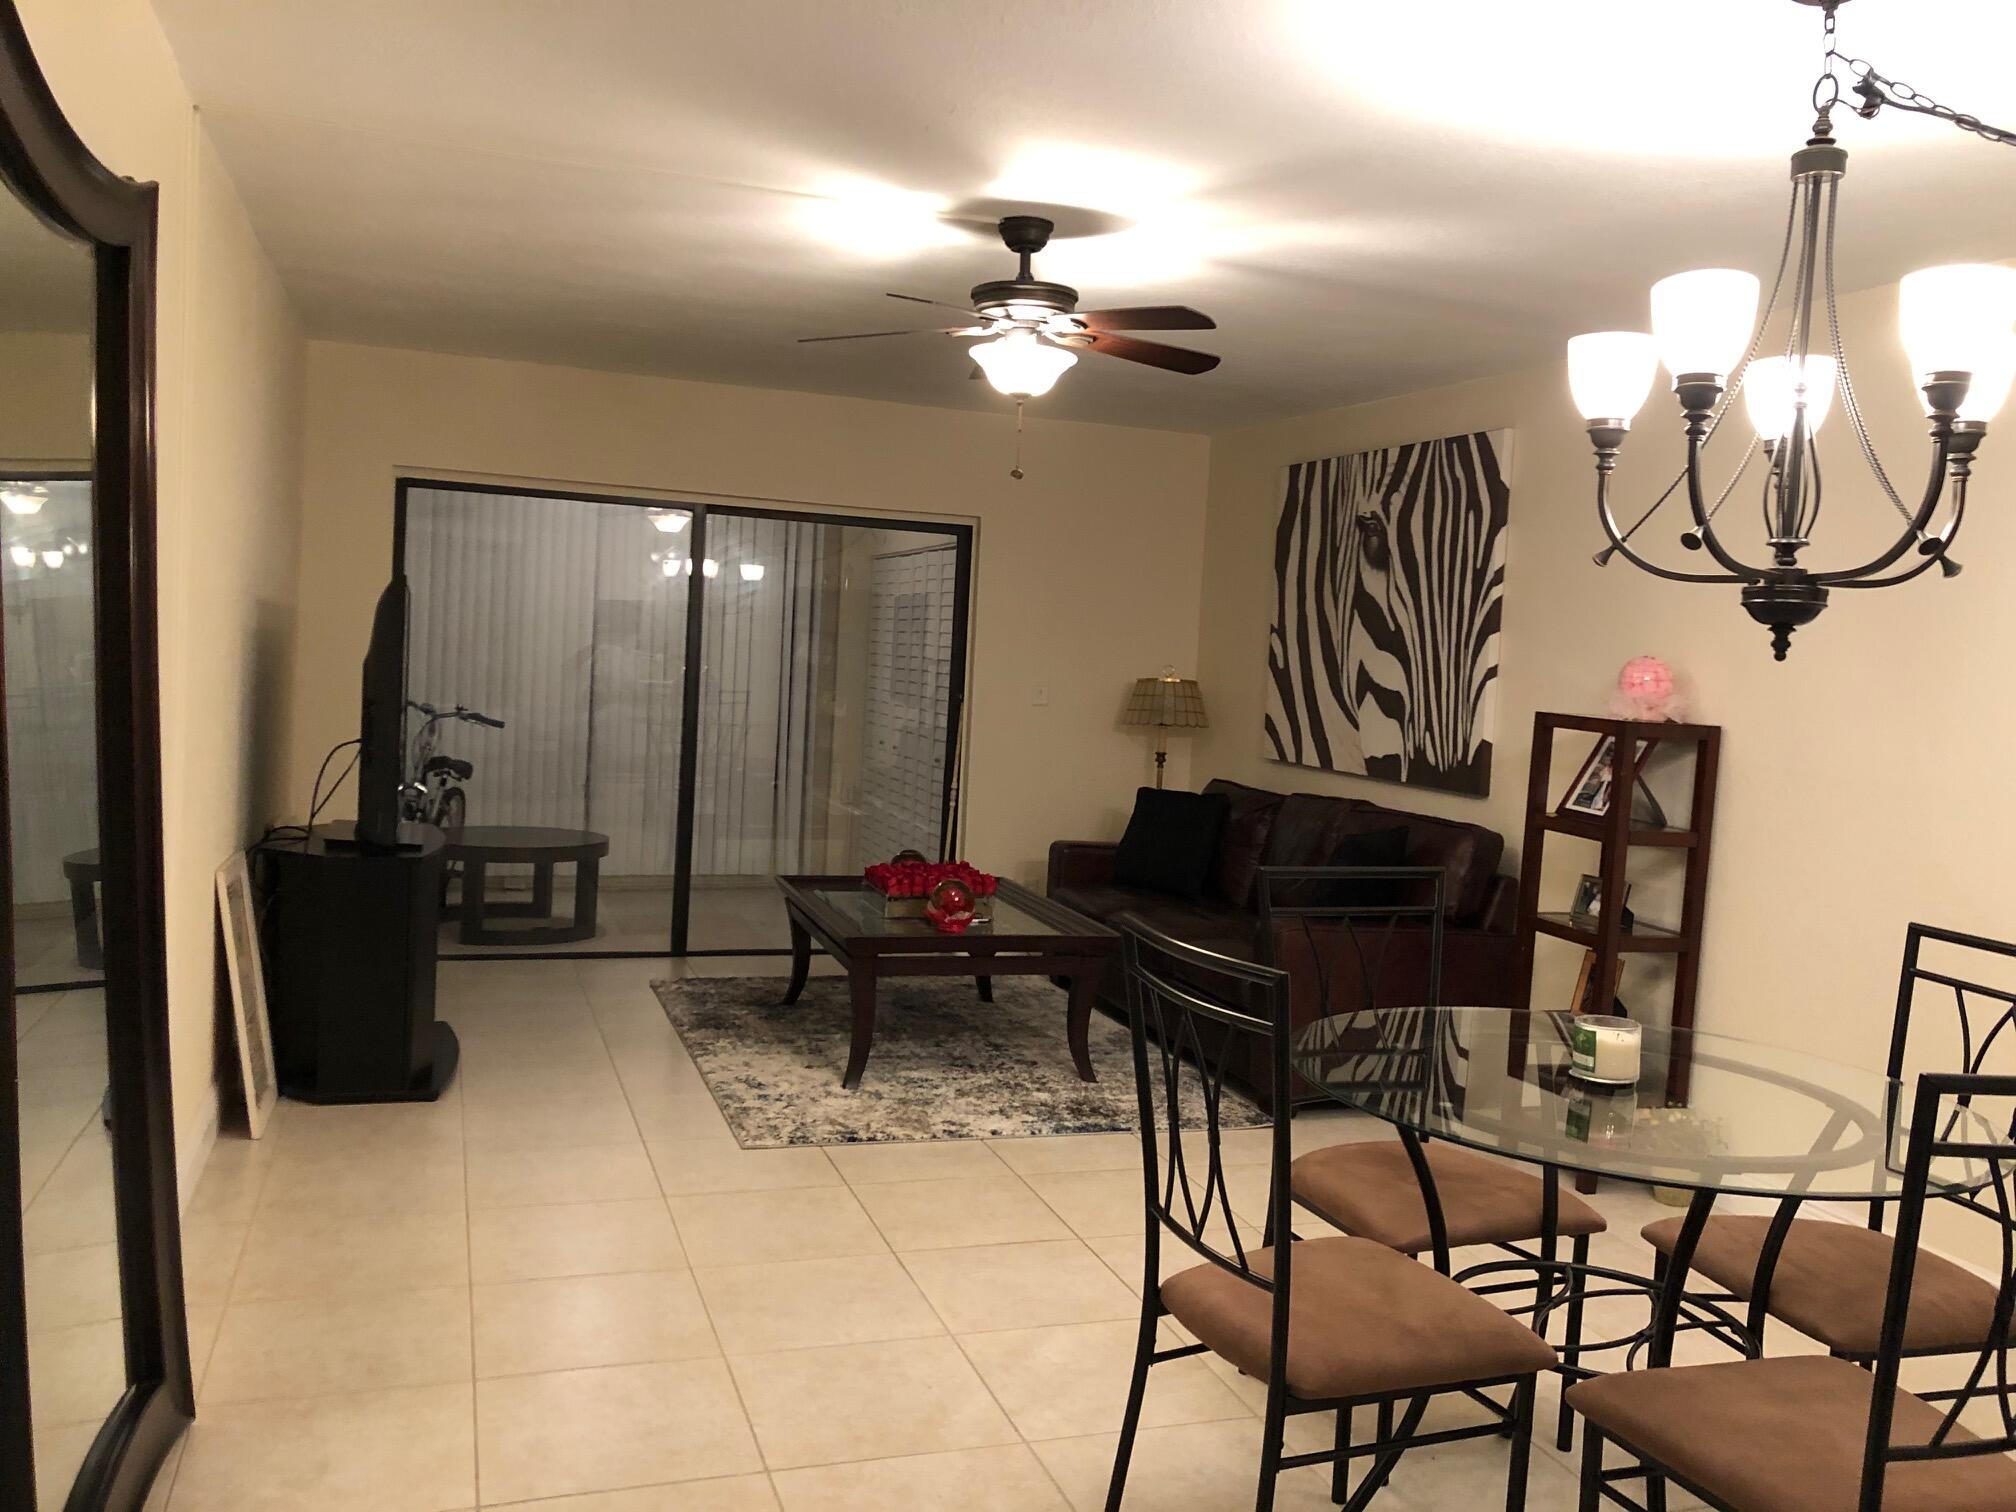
(434, 787, 467, 837)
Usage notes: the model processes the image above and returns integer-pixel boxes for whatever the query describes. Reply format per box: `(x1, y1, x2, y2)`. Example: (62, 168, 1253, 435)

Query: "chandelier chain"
(1819, 173, 1914, 525)
(1832, 54, 2016, 148)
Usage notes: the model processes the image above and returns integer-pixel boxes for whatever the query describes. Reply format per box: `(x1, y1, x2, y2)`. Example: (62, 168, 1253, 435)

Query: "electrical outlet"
(1032, 684, 1050, 706)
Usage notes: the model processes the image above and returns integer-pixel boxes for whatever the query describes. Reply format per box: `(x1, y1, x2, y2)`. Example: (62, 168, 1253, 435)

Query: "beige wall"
(1193, 276, 2014, 1090)
(286, 342, 1209, 889)
(23, 0, 307, 1194)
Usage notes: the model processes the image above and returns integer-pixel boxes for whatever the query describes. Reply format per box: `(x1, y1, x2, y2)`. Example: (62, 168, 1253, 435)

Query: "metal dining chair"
(1641, 922, 2016, 1365)
(1261, 866, 1606, 1448)
(1571, 1068, 2016, 1512)
(1105, 916, 1556, 1512)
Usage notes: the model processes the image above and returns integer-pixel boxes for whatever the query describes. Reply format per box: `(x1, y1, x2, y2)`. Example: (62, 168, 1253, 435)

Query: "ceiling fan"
(799, 214, 1221, 398)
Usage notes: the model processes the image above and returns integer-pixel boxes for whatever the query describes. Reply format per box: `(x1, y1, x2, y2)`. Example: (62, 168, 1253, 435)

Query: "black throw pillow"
(1113, 787, 1231, 901)
(1319, 825, 1412, 909)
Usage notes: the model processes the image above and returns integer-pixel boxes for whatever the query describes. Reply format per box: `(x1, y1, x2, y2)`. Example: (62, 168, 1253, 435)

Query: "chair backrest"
(1118, 915, 1293, 1309)
(1888, 923, 2016, 1083)
(1863, 1070, 2016, 1507)
(1257, 864, 1447, 1006)
(1259, 865, 1448, 1099)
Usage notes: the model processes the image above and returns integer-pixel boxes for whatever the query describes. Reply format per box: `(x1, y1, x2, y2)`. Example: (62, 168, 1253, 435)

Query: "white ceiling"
(148, 0, 2016, 431)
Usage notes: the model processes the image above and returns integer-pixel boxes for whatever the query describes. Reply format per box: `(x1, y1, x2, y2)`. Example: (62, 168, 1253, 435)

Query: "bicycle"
(401, 700, 506, 836)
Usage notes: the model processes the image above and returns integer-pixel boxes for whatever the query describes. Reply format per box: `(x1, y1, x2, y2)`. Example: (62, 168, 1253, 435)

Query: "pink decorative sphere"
(1614, 656, 1679, 720)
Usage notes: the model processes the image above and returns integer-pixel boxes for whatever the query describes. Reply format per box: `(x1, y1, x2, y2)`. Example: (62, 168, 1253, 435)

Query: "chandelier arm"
(1683, 429, 1765, 581)
(1836, 479, 1968, 590)
(1596, 473, 1745, 585)
(1813, 429, 1954, 585)
(1705, 433, 1761, 525)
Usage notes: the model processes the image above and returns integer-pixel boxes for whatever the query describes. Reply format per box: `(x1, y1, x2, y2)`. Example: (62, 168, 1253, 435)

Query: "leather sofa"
(1047, 777, 1519, 1108)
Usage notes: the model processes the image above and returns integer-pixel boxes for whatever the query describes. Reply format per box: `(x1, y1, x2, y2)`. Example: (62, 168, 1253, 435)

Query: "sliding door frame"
(392, 477, 974, 960)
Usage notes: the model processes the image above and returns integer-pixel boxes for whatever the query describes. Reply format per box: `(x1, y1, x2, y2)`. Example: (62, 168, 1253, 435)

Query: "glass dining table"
(1289, 1006, 1998, 1382)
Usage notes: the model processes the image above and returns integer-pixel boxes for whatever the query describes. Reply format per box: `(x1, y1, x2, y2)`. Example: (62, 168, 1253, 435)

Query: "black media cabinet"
(259, 822, 459, 1103)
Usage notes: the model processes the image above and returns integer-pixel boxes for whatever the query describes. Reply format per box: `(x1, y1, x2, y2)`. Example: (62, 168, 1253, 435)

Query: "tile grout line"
(580, 958, 781, 1502)
(458, 1034, 482, 1511)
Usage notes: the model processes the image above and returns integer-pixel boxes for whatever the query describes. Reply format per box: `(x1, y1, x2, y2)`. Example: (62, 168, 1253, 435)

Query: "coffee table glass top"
(1291, 1006, 2009, 1202)
(778, 876, 1105, 943)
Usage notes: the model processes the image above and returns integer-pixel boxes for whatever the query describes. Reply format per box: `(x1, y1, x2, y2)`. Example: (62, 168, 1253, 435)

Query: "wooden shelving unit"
(1512, 712, 1722, 1105)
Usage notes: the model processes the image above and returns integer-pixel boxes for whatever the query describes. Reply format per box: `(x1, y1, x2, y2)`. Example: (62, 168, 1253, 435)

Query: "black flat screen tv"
(354, 574, 409, 850)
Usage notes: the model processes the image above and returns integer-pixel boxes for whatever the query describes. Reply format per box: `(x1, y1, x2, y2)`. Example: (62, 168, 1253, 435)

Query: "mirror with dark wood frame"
(0, 1, 189, 1509)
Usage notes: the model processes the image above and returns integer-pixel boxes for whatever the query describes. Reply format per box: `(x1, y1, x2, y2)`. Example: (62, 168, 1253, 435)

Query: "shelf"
(1535, 911, 1691, 954)
(1540, 812, 1698, 848)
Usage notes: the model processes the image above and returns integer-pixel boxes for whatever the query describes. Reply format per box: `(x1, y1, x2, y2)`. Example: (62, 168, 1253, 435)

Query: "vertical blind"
(406, 488, 853, 881)
(3, 480, 96, 905)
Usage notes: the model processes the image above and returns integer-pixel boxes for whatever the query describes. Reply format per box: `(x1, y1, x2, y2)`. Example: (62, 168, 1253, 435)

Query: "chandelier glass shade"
(1566, 0, 2016, 660)
(969, 329, 1077, 398)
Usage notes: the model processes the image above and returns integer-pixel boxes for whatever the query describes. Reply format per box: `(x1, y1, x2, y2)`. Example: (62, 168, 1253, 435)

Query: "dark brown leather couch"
(1047, 777, 1519, 1108)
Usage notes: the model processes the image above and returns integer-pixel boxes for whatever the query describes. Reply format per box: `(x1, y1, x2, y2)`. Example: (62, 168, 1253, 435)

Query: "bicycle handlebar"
(405, 700, 508, 730)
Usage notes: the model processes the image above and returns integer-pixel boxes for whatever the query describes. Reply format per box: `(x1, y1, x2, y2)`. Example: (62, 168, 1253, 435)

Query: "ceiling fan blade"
(1073, 305, 1216, 332)
(797, 327, 962, 343)
(886, 291, 989, 320)
(1079, 332, 1221, 375)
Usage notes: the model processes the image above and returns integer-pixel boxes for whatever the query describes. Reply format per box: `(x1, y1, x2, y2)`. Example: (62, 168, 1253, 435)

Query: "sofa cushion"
(1201, 779, 1285, 909)
(1260, 792, 1359, 868)
(1112, 787, 1229, 900)
(1337, 803, 1503, 921)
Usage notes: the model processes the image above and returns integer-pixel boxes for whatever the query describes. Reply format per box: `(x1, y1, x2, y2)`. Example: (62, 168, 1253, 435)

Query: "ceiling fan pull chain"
(1010, 399, 1026, 481)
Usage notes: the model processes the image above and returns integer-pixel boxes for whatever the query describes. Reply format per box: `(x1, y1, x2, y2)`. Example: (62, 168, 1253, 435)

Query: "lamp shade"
(1567, 332, 1659, 422)
(1742, 354, 1838, 440)
(1899, 263, 2016, 383)
(970, 330, 1077, 397)
(1649, 268, 1760, 379)
(1959, 336, 2016, 423)
(1122, 672, 1208, 730)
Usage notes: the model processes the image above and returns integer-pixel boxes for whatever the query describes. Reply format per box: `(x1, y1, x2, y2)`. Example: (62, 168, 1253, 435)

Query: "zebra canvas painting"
(1264, 430, 1510, 796)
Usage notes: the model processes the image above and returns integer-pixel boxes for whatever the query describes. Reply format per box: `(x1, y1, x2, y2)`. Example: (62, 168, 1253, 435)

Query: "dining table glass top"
(1291, 1007, 2012, 1202)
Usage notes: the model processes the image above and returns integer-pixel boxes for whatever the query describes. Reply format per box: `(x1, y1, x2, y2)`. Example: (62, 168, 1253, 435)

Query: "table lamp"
(1122, 667, 1208, 789)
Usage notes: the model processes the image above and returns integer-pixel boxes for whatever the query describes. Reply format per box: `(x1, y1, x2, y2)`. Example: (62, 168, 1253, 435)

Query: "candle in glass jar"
(1570, 1014, 1642, 1083)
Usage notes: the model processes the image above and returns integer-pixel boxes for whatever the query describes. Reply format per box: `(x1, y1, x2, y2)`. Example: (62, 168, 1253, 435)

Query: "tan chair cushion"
(1642, 1214, 2007, 1356)
(1292, 1139, 1607, 1255)
(1566, 1354, 2016, 1512)
(1158, 1235, 1555, 1400)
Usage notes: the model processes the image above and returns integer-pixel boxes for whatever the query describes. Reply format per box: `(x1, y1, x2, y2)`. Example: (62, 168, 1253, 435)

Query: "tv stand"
(259, 823, 458, 1103)
(318, 817, 431, 853)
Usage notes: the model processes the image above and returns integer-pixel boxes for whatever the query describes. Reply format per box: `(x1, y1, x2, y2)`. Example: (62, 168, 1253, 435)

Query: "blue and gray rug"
(653, 974, 1266, 1148)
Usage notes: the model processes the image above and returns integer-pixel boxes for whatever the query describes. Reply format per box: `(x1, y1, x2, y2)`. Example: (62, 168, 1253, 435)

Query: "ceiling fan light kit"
(1567, 0, 2016, 660)
(802, 213, 1220, 400)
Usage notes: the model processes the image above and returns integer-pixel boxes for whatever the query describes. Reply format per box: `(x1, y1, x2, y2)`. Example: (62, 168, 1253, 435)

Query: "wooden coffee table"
(445, 825, 609, 945)
(774, 875, 1118, 1089)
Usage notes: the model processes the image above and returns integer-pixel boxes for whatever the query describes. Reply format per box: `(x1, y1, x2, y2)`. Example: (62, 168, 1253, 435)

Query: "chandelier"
(1566, 0, 2016, 659)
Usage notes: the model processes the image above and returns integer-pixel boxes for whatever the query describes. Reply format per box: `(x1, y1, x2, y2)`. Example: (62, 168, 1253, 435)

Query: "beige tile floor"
(132, 954, 1886, 1510)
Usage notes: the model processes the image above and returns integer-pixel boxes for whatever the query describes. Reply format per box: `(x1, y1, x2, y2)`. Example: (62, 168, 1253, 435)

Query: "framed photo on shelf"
(1569, 873, 1632, 928)
(1555, 735, 1669, 828)
(1558, 737, 1614, 817)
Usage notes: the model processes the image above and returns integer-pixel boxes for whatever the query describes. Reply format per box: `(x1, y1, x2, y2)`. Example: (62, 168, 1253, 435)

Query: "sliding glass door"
(398, 481, 968, 958)
(683, 513, 964, 952)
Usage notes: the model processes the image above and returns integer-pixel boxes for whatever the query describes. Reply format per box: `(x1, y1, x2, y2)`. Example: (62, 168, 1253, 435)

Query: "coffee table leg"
(575, 857, 600, 938)
(460, 859, 488, 946)
(842, 969, 877, 1090)
(1066, 971, 1098, 1082)
(779, 917, 812, 1006)
(975, 975, 993, 1003)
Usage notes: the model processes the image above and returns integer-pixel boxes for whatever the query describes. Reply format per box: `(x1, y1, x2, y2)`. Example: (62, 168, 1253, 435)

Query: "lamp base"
(1153, 747, 1167, 790)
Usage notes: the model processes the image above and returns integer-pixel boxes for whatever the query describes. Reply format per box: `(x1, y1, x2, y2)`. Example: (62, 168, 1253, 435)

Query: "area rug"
(653, 975, 1266, 1148)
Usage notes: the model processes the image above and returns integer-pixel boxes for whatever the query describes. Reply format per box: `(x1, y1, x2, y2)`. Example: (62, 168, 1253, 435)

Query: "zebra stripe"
(1264, 430, 1509, 797)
